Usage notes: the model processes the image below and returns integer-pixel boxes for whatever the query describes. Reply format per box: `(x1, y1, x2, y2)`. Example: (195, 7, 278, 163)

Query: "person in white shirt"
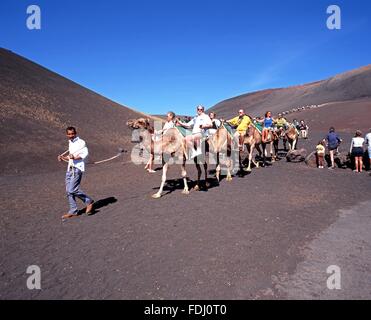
(365, 128, 371, 172)
(58, 127, 94, 219)
(176, 105, 212, 158)
(208, 112, 221, 136)
(156, 111, 176, 135)
(145, 112, 176, 173)
(349, 130, 365, 173)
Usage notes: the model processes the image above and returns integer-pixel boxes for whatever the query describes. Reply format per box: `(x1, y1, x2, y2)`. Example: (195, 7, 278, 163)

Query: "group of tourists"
(317, 127, 371, 172)
(292, 119, 309, 139)
(58, 106, 371, 219)
(145, 106, 299, 169)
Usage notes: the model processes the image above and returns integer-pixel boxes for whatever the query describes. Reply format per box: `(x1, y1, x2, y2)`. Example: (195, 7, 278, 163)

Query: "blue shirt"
(263, 117, 273, 128)
(326, 132, 341, 149)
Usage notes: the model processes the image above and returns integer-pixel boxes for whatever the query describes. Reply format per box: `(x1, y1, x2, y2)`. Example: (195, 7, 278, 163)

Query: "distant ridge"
(210, 64, 371, 118)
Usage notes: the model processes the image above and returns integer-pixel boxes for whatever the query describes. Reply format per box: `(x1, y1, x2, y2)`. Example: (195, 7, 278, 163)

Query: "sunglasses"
(197, 108, 203, 111)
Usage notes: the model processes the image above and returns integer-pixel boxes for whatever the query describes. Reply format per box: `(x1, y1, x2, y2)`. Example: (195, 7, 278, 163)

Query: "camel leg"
(226, 136, 233, 181)
(181, 156, 189, 195)
(216, 152, 221, 182)
(194, 158, 201, 191)
(152, 162, 168, 198)
(270, 141, 275, 162)
(262, 143, 267, 167)
(273, 140, 279, 160)
(253, 144, 261, 168)
(293, 138, 297, 150)
(244, 144, 253, 172)
(204, 162, 209, 189)
(225, 157, 232, 181)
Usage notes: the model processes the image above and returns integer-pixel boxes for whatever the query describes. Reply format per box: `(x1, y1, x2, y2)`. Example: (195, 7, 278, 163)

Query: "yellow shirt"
(227, 115, 252, 133)
(275, 117, 287, 127)
(316, 144, 325, 155)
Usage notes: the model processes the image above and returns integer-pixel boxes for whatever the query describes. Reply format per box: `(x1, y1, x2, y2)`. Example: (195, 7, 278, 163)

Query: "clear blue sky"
(1, 0, 370, 115)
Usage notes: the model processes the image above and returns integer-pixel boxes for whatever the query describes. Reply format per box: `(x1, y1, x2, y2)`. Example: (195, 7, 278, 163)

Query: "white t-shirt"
(68, 137, 88, 172)
(208, 119, 221, 136)
(162, 120, 175, 133)
(186, 113, 212, 135)
(350, 137, 364, 152)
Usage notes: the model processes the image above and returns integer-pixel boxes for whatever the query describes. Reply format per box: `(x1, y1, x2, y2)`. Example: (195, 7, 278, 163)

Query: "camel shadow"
(78, 196, 118, 216)
(152, 177, 220, 196)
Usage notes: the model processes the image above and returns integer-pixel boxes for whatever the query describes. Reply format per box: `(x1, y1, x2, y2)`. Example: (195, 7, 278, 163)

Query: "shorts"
(352, 147, 364, 157)
(328, 146, 338, 151)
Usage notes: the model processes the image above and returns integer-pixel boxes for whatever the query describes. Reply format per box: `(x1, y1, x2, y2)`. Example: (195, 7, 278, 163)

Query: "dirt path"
(273, 200, 371, 299)
(1, 134, 370, 299)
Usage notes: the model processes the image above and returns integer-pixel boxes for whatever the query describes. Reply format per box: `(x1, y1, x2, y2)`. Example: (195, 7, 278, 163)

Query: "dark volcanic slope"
(210, 65, 371, 118)
(285, 98, 371, 134)
(0, 48, 149, 175)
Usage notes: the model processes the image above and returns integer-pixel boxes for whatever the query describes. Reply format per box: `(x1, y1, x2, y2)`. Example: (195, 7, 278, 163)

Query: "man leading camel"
(226, 109, 252, 150)
(58, 126, 94, 219)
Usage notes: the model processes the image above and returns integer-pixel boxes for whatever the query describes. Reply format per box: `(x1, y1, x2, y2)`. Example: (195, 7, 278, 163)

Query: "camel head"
(126, 118, 151, 130)
(126, 118, 153, 143)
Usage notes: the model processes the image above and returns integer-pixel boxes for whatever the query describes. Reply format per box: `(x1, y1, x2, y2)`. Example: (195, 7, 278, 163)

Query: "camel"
(127, 118, 189, 198)
(275, 126, 288, 151)
(242, 124, 279, 171)
(241, 125, 262, 172)
(207, 124, 233, 182)
(285, 125, 299, 151)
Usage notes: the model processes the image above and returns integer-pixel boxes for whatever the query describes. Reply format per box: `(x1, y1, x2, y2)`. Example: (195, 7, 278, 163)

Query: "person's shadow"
(78, 197, 118, 216)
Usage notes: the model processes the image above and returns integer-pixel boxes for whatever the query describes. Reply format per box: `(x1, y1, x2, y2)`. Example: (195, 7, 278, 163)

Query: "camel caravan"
(127, 106, 300, 198)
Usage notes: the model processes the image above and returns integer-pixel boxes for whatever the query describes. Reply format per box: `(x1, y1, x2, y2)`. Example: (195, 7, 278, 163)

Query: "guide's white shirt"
(187, 113, 212, 134)
(68, 137, 88, 172)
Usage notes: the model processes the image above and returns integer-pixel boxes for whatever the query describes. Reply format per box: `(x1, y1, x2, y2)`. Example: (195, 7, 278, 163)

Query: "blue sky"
(1, 0, 370, 115)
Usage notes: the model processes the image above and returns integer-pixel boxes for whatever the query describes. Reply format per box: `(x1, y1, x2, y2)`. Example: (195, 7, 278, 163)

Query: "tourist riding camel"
(127, 118, 190, 198)
(292, 119, 300, 131)
(256, 111, 275, 143)
(275, 113, 288, 131)
(144, 111, 176, 173)
(274, 113, 289, 150)
(226, 109, 252, 151)
(299, 120, 309, 139)
(208, 112, 221, 137)
(176, 105, 213, 159)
